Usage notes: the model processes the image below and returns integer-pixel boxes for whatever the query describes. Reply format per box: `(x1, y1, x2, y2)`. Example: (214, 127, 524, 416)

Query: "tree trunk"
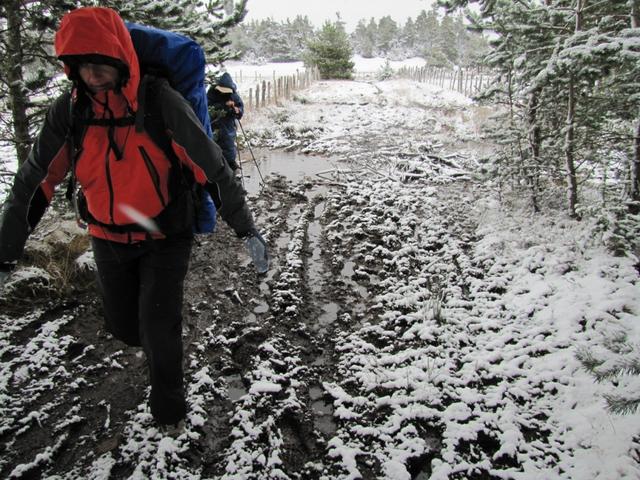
(565, 77, 579, 217)
(527, 91, 541, 213)
(630, 1, 640, 212)
(564, 0, 583, 218)
(4, 0, 32, 166)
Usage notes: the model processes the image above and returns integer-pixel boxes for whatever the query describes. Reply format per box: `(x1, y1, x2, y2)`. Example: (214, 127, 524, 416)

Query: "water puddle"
(309, 385, 337, 436)
(253, 302, 269, 314)
(224, 374, 248, 402)
(341, 261, 355, 277)
(318, 302, 339, 326)
(341, 258, 370, 299)
(239, 148, 336, 195)
(308, 201, 326, 295)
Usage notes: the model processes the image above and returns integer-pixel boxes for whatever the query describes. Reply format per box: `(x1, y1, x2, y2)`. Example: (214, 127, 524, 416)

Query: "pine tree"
(377, 16, 399, 56)
(439, 0, 640, 217)
(303, 19, 354, 80)
(414, 7, 443, 64)
(352, 19, 376, 58)
(1, 0, 77, 167)
(576, 337, 640, 415)
(401, 18, 418, 56)
(288, 16, 316, 60)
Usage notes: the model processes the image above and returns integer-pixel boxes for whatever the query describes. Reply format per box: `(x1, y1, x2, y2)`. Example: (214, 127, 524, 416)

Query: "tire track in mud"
(200, 180, 341, 479)
(0, 175, 339, 479)
(147, 177, 335, 479)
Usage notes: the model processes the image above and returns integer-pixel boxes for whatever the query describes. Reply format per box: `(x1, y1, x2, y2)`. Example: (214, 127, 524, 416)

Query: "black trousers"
(214, 129, 238, 170)
(91, 234, 192, 425)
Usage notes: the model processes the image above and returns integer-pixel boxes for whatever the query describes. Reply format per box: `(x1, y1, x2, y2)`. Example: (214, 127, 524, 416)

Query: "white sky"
(243, 0, 438, 32)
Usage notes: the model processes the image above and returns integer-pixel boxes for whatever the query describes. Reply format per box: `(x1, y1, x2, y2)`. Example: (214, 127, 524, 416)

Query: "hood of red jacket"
(54, 7, 139, 110)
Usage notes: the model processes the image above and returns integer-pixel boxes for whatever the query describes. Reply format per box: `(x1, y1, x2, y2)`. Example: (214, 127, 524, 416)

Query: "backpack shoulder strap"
(137, 75, 177, 165)
(64, 89, 91, 221)
(137, 75, 193, 198)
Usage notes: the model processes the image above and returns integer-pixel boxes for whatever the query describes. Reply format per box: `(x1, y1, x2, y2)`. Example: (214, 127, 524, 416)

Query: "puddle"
(239, 148, 336, 195)
(308, 201, 326, 295)
(318, 302, 339, 326)
(309, 385, 337, 436)
(341, 259, 370, 299)
(253, 302, 269, 314)
(224, 374, 248, 402)
(341, 261, 355, 278)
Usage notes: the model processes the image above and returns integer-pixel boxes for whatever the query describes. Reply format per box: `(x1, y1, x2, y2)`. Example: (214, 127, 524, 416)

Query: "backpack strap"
(65, 89, 92, 226)
(135, 75, 150, 133)
(139, 75, 194, 192)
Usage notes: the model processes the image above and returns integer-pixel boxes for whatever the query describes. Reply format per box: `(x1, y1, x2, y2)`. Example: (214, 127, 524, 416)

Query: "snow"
(1, 57, 639, 478)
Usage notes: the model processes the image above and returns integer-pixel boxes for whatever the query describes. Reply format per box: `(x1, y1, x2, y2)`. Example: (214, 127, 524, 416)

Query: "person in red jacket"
(0, 7, 268, 431)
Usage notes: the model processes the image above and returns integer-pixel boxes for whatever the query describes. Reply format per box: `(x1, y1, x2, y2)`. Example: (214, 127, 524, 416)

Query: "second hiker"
(207, 72, 244, 171)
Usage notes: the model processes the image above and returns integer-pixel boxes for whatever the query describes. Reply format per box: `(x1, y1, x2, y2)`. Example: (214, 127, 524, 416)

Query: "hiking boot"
(159, 419, 186, 438)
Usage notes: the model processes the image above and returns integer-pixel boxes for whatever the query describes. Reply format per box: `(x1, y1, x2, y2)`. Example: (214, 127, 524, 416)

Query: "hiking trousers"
(213, 129, 239, 170)
(91, 233, 193, 425)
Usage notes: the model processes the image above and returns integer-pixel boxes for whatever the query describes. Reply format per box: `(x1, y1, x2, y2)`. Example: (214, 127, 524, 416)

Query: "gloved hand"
(243, 229, 269, 274)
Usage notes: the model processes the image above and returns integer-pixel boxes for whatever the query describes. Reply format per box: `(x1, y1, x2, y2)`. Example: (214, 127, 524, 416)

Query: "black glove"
(243, 229, 269, 274)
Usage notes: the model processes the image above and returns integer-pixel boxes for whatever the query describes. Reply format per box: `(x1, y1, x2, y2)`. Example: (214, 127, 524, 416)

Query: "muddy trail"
(0, 80, 574, 479)
(0, 174, 486, 480)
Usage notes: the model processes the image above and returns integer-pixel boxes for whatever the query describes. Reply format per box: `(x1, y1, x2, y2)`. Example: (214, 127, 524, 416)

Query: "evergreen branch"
(604, 393, 640, 415)
(593, 356, 640, 382)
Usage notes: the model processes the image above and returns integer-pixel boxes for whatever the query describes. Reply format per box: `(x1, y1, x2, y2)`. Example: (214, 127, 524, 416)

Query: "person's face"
(78, 63, 120, 93)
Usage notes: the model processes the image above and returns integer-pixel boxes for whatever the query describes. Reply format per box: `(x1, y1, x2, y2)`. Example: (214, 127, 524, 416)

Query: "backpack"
(68, 23, 217, 235)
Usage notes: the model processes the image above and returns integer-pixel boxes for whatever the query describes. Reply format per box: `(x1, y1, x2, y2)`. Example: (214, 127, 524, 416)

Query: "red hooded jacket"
(0, 7, 253, 260)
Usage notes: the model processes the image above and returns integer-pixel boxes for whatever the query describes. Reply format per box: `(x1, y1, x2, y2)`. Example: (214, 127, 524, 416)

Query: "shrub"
(303, 20, 354, 80)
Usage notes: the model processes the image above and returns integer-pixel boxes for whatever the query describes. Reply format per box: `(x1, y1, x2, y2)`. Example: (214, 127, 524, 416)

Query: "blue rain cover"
(126, 22, 216, 233)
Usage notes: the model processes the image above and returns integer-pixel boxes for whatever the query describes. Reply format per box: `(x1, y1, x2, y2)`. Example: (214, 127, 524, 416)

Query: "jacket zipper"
(138, 146, 167, 207)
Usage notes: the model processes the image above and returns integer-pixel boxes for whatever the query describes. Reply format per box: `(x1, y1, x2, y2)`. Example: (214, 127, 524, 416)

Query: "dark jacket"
(207, 72, 244, 139)
(0, 7, 253, 264)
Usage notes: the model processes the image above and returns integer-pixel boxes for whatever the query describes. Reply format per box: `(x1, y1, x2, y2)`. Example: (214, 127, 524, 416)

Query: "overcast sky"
(244, 0, 438, 32)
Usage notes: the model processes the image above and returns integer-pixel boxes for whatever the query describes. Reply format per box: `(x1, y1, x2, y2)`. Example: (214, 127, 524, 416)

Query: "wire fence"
(227, 63, 492, 114)
(234, 68, 321, 112)
(396, 65, 493, 96)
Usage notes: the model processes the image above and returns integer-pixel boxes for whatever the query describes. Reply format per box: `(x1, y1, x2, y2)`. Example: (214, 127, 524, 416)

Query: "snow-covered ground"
(0, 59, 639, 479)
(240, 78, 640, 479)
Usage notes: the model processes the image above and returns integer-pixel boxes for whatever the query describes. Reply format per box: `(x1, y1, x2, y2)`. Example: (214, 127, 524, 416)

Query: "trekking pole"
(236, 119, 265, 184)
(234, 135, 245, 189)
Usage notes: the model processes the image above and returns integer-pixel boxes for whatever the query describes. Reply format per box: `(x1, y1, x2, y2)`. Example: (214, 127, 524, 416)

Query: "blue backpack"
(126, 22, 217, 234)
